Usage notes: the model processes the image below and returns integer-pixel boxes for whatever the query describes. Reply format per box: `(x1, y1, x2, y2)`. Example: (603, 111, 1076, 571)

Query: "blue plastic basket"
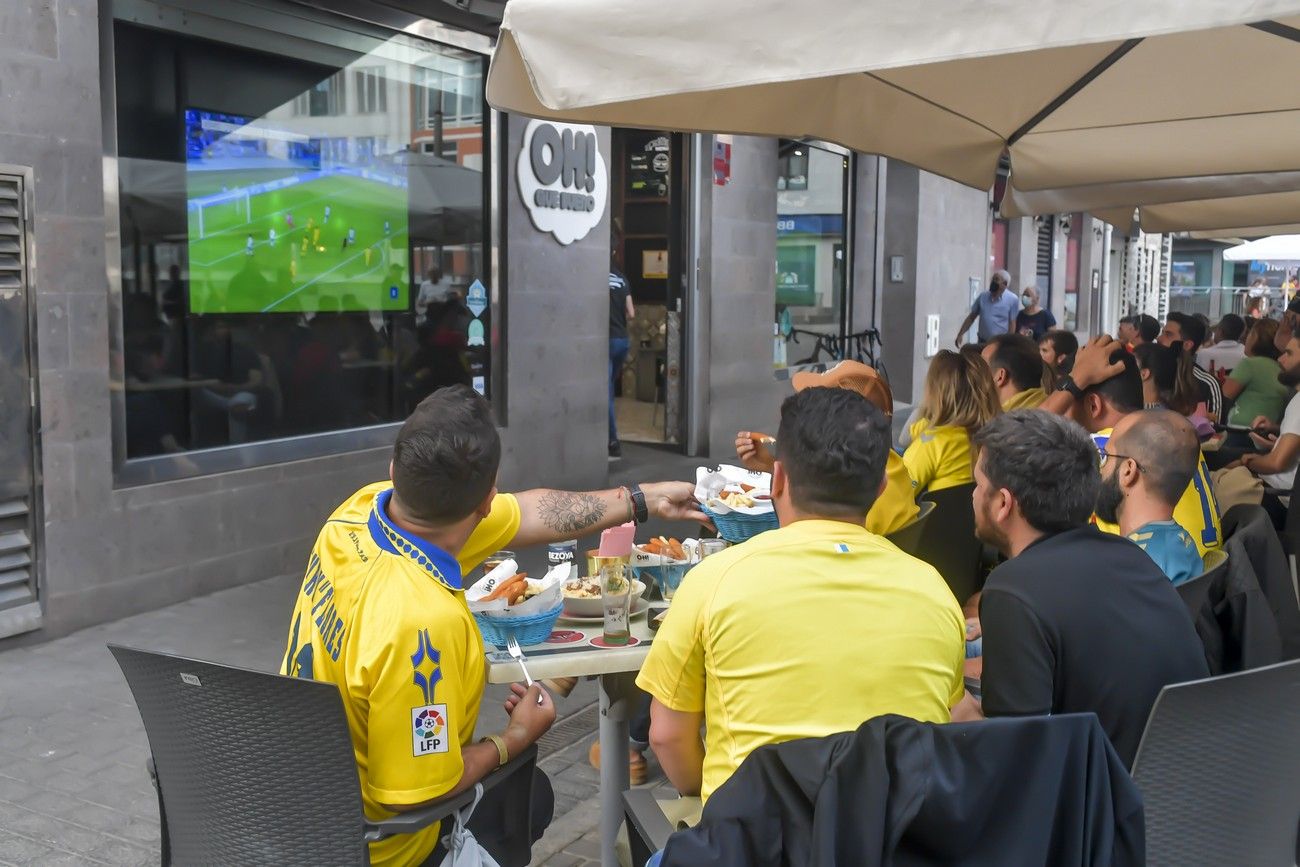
(473, 603, 565, 648)
(701, 505, 779, 543)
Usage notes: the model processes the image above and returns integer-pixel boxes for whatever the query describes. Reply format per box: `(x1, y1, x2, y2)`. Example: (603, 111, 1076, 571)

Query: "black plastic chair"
(912, 483, 982, 605)
(884, 499, 935, 556)
(1131, 659, 1300, 866)
(108, 644, 539, 866)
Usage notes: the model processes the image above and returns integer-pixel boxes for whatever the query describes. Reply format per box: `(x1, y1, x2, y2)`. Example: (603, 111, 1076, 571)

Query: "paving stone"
(562, 831, 602, 860)
(83, 838, 154, 866)
(0, 829, 69, 863)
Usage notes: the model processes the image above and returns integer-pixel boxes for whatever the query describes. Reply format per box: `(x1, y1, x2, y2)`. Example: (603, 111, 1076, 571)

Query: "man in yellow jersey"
(735, 360, 918, 536)
(982, 334, 1048, 410)
(642, 387, 964, 811)
(1041, 336, 1222, 557)
(281, 385, 706, 866)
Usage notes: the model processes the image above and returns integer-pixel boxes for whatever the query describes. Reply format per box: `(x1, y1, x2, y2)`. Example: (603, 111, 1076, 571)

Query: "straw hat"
(791, 360, 894, 417)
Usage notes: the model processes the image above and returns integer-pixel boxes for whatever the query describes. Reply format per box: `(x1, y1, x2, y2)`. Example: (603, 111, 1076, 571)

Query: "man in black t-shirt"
(958, 409, 1208, 767)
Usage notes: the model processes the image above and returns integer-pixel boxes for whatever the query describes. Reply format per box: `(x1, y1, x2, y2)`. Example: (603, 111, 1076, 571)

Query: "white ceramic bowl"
(562, 578, 646, 618)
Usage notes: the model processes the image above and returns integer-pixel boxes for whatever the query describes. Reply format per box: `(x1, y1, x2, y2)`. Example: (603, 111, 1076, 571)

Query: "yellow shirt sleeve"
(636, 560, 716, 713)
(865, 453, 919, 537)
(348, 596, 468, 807)
(902, 436, 939, 493)
(457, 494, 521, 575)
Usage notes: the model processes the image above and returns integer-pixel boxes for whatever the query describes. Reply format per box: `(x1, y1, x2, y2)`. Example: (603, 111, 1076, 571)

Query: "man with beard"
(1096, 410, 1204, 586)
(1227, 333, 1300, 526)
(957, 409, 1207, 767)
(1042, 336, 1223, 559)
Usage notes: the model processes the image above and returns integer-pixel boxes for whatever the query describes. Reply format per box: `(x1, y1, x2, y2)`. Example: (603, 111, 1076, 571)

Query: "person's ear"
(876, 475, 888, 501)
(1120, 458, 1141, 490)
(1140, 367, 1152, 382)
(477, 484, 497, 519)
(388, 459, 395, 481)
(995, 487, 1015, 524)
(994, 368, 1009, 389)
(1086, 393, 1103, 419)
(772, 461, 788, 499)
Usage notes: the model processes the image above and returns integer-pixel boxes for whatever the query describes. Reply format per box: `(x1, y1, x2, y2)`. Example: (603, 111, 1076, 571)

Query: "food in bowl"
(563, 577, 646, 617)
(640, 536, 686, 561)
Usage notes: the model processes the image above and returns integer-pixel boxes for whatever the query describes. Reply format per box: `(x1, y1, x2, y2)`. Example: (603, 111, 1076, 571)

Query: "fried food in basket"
(482, 573, 527, 602)
(641, 536, 687, 561)
(719, 491, 756, 509)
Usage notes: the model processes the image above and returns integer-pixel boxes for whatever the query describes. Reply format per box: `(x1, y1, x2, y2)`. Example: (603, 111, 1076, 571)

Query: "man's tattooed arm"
(534, 490, 609, 534)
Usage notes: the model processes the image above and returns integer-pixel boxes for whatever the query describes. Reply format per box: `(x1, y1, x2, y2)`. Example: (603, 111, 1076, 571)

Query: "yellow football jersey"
(281, 482, 519, 866)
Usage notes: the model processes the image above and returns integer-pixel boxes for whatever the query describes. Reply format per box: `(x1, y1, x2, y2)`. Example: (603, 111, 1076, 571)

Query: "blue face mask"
(1021, 294, 1034, 309)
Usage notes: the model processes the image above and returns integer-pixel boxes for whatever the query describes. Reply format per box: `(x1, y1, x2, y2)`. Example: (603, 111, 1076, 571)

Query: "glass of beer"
(482, 550, 516, 577)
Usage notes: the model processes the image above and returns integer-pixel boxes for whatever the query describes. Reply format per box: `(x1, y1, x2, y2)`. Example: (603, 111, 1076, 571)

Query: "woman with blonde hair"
(903, 350, 1002, 494)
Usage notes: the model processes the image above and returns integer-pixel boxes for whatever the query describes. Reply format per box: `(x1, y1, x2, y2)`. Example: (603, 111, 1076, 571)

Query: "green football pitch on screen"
(186, 171, 410, 314)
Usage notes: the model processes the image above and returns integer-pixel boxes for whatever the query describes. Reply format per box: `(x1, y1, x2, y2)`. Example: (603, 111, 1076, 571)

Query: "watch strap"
(628, 483, 649, 524)
(1056, 375, 1085, 400)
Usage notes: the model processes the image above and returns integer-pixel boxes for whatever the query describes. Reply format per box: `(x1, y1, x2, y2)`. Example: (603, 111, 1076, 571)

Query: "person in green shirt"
(1224, 318, 1289, 431)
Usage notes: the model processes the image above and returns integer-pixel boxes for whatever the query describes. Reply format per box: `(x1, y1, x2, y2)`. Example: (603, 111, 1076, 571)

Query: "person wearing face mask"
(1095, 410, 1204, 586)
(1015, 284, 1056, 341)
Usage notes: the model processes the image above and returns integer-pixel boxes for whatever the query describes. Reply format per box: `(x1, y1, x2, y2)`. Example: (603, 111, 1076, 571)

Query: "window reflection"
(114, 17, 491, 459)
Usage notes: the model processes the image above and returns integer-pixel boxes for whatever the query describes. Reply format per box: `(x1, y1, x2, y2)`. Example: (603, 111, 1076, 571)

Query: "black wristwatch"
(628, 483, 649, 524)
(1055, 374, 1085, 401)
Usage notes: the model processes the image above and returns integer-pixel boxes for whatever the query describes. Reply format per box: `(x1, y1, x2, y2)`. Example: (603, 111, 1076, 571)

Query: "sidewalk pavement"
(0, 443, 700, 865)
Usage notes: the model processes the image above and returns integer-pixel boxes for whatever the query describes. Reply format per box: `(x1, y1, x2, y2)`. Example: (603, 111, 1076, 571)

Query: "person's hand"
(503, 683, 555, 746)
(734, 431, 775, 473)
(641, 481, 712, 528)
(1223, 459, 1244, 470)
(1069, 335, 1128, 389)
(1250, 415, 1280, 436)
(1248, 432, 1277, 452)
(953, 334, 965, 349)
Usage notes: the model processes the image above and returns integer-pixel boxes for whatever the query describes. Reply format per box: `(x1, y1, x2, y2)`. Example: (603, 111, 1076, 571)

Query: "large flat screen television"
(184, 107, 410, 314)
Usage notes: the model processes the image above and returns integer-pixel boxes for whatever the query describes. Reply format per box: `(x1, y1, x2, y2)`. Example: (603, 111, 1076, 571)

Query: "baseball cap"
(791, 360, 894, 417)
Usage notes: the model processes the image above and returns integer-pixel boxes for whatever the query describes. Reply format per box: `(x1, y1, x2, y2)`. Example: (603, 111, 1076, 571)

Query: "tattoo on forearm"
(536, 491, 608, 534)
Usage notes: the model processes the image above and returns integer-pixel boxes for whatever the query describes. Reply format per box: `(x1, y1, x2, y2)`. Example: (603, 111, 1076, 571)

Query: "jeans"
(609, 337, 630, 444)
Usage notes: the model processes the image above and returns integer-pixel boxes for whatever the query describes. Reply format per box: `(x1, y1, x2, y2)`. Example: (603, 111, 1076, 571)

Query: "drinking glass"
(594, 554, 632, 645)
(482, 550, 516, 577)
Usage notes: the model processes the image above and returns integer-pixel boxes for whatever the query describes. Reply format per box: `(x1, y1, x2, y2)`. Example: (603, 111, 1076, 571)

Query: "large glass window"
(112, 11, 492, 463)
(775, 140, 849, 368)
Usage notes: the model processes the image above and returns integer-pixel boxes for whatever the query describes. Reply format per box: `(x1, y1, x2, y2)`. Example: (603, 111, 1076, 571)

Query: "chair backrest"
(108, 644, 370, 866)
(885, 499, 935, 556)
(1176, 549, 1228, 621)
(1131, 659, 1300, 866)
(913, 483, 982, 604)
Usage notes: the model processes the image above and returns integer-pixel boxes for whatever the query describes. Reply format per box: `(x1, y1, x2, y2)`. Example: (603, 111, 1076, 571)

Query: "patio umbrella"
(1223, 234, 1300, 262)
(1095, 189, 1300, 234)
(487, 0, 1300, 194)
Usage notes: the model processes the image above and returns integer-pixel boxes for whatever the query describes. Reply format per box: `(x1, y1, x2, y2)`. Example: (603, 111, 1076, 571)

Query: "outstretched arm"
(510, 482, 708, 549)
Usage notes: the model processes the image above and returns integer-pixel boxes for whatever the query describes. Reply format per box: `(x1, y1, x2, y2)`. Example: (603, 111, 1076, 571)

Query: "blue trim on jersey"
(368, 489, 463, 591)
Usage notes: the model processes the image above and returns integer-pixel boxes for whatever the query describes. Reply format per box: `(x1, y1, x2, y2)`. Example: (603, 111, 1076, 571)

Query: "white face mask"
(1021, 294, 1034, 309)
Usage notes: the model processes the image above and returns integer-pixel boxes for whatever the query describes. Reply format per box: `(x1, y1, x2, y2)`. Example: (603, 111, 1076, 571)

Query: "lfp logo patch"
(412, 704, 450, 756)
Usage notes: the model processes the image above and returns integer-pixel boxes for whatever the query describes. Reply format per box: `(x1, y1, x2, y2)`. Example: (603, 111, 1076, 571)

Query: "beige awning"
(488, 0, 1300, 192)
(1095, 189, 1300, 234)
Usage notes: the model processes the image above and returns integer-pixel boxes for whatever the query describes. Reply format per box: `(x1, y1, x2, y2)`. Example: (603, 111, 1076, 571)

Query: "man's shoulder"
(329, 481, 390, 522)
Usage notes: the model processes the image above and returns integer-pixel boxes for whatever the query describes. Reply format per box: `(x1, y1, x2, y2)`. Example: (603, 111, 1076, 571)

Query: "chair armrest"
(622, 788, 675, 855)
(365, 744, 537, 842)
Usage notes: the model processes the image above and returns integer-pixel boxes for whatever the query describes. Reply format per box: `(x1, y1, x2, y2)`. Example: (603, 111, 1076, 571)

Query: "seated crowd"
(282, 302, 1299, 866)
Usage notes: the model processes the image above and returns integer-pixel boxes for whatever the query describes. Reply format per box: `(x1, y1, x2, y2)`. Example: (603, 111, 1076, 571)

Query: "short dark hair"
(1087, 344, 1144, 414)
(1167, 312, 1207, 349)
(1116, 409, 1200, 508)
(987, 334, 1045, 392)
(1041, 329, 1079, 359)
(974, 410, 1100, 533)
(775, 387, 891, 518)
(1119, 315, 1137, 326)
(391, 385, 501, 524)
(1136, 314, 1161, 343)
(1217, 313, 1246, 342)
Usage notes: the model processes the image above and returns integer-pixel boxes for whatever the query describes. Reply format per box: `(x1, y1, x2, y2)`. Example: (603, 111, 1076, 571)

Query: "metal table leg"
(598, 670, 638, 867)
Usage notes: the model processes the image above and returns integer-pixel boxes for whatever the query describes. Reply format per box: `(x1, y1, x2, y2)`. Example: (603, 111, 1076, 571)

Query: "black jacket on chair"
(1222, 504, 1300, 659)
(658, 713, 1144, 867)
(1183, 544, 1282, 674)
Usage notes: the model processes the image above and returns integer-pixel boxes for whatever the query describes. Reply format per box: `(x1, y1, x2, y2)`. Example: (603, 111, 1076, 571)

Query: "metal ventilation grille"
(1035, 217, 1053, 289)
(0, 174, 37, 615)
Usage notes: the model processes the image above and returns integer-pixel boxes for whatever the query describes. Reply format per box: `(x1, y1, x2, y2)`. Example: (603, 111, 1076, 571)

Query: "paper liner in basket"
(632, 539, 697, 567)
(466, 561, 567, 618)
(695, 464, 775, 516)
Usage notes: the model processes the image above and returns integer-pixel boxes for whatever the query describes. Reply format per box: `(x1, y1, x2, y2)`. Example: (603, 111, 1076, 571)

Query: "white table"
(484, 612, 659, 867)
